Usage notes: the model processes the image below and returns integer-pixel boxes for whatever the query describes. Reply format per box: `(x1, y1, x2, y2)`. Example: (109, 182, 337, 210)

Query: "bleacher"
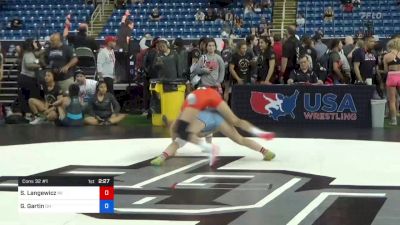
(99, 1, 273, 39)
(297, 0, 400, 37)
(0, 0, 94, 40)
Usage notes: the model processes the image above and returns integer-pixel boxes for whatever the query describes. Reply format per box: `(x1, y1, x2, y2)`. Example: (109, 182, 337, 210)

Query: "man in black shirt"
(116, 11, 134, 52)
(299, 36, 317, 72)
(229, 41, 254, 84)
(281, 25, 300, 83)
(288, 54, 322, 85)
(353, 36, 377, 82)
(44, 33, 78, 94)
(64, 23, 99, 52)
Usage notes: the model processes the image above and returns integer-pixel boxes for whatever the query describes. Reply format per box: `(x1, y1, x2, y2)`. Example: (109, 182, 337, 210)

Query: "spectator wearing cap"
(97, 36, 116, 93)
(44, 33, 78, 94)
(75, 69, 98, 109)
(152, 38, 180, 79)
(63, 19, 99, 52)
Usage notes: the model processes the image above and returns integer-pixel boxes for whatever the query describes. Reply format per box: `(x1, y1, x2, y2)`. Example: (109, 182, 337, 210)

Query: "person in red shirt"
(273, 34, 283, 82)
(171, 87, 275, 166)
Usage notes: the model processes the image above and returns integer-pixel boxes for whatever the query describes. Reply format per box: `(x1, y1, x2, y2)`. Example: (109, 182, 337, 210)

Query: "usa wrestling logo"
(250, 90, 299, 121)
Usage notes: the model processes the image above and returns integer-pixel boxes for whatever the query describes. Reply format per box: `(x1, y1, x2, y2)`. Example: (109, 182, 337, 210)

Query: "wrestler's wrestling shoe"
(263, 150, 276, 161)
(150, 156, 165, 166)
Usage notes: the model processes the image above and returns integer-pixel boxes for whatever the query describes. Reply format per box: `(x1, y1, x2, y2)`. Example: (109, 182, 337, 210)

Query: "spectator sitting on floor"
(195, 9, 205, 21)
(324, 7, 334, 22)
(44, 33, 78, 95)
(75, 69, 97, 108)
(296, 14, 305, 27)
(84, 81, 126, 126)
(97, 36, 117, 93)
(28, 70, 63, 125)
(149, 7, 163, 21)
(288, 54, 323, 85)
(52, 84, 84, 127)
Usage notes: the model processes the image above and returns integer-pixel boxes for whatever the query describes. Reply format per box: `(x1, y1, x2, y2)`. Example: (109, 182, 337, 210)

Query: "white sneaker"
(30, 117, 44, 125)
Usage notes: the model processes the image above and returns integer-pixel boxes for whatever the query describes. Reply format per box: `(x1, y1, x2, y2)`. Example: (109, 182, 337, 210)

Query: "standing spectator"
(195, 10, 205, 21)
(383, 38, 400, 125)
(152, 39, 180, 80)
(75, 69, 97, 108)
(300, 36, 318, 71)
(296, 14, 305, 27)
(257, 36, 276, 84)
(28, 70, 62, 125)
(327, 39, 347, 84)
(149, 7, 163, 21)
(64, 20, 99, 53)
(281, 26, 300, 83)
(353, 36, 377, 83)
(19, 39, 42, 115)
(44, 33, 78, 94)
(343, 36, 355, 58)
(193, 38, 225, 89)
(97, 36, 116, 93)
(324, 7, 334, 22)
(173, 38, 189, 79)
(116, 11, 134, 52)
(288, 54, 323, 85)
(85, 81, 126, 125)
(313, 33, 328, 60)
(273, 34, 283, 76)
(229, 41, 253, 84)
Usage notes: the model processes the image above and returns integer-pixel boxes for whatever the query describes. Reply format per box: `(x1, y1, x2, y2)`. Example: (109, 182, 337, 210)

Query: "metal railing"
(89, 0, 108, 35)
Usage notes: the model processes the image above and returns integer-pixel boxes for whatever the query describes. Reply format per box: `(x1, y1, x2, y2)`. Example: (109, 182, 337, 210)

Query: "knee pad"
(175, 120, 191, 141)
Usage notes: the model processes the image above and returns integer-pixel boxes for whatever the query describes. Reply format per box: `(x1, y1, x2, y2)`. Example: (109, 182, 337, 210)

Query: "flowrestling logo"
(250, 90, 358, 121)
